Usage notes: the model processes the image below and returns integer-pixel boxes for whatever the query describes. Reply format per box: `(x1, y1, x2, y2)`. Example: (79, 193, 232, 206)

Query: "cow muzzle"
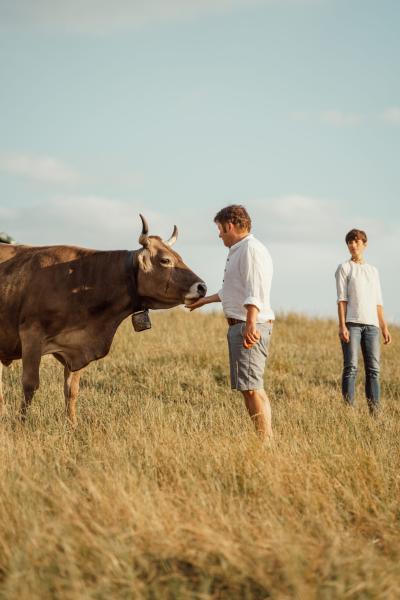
(184, 281, 207, 303)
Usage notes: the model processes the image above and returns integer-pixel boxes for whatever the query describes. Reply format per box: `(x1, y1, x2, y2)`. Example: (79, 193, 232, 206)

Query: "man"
(187, 205, 274, 440)
(335, 228, 391, 415)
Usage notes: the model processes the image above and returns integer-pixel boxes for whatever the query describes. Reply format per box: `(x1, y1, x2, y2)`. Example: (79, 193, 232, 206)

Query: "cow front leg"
(20, 334, 42, 422)
(64, 367, 82, 426)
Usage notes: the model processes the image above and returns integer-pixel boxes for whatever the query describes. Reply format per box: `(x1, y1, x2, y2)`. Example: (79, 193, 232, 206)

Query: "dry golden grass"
(0, 310, 399, 599)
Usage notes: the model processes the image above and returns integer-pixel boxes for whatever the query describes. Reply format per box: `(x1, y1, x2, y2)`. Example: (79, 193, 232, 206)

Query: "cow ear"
(138, 249, 153, 273)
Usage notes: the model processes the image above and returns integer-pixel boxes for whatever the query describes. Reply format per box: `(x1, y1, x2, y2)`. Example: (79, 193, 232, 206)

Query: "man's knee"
(241, 389, 257, 400)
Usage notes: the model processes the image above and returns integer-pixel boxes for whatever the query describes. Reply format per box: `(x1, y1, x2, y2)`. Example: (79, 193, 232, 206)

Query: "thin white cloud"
(290, 110, 364, 126)
(0, 153, 79, 184)
(320, 110, 364, 126)
(0, 0, 263, 33)
(0, 205, 18, 219)
(2, 195, 179, 248)
(0, 0, 325, 33)
(249, 195, 385, 243)
(253, 195, 338, 242)
(291, 107, 400, 126)
(289, 111, 309, 122)
(381, 107, 400, 125)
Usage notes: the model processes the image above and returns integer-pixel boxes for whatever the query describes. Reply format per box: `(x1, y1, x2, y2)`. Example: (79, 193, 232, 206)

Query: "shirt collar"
(348, 258, 367, 266)
(229, 234, 253, 253)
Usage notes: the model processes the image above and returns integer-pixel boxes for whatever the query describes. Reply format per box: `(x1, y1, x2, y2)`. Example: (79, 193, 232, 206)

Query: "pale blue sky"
(1, 0, 399, 320)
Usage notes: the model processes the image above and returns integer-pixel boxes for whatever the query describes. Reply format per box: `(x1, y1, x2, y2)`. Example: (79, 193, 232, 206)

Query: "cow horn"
(166, 225, 178, 247)
(139, 213, 149, 246)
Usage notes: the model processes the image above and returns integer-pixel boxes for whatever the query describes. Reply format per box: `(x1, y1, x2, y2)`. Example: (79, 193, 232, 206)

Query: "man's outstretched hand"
(185, 297, 208, 311)
(186, 293, 221, 312)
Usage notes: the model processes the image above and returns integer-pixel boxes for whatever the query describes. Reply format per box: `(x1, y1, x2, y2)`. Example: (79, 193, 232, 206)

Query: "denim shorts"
(227, 322, 273, 391)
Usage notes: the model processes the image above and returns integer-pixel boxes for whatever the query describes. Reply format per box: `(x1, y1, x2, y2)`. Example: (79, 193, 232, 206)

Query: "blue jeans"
(341, 323, 380, 409)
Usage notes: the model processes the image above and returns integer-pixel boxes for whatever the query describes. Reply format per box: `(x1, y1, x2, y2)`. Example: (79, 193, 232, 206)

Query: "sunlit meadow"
(0, 310, 399, 599)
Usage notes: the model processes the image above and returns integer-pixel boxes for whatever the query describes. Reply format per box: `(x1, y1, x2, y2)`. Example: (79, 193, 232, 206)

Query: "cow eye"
(160, 257, 172, 266)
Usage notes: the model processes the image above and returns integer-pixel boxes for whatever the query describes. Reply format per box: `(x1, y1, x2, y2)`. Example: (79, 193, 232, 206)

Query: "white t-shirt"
(218, 234, 274, 323)
(335, 260, 383, 327)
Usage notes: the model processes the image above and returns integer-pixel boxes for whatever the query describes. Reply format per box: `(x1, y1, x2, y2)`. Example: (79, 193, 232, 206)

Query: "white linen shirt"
(218, 234, 274, 323)
(335, 260, 383, 327)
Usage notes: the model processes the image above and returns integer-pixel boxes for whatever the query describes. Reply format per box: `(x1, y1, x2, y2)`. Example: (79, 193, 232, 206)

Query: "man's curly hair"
(214, 205, 251, 231)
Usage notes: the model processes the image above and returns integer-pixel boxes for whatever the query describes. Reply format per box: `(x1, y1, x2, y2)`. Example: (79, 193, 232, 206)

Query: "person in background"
(335, 228, 391, 415)
(187, 205, 274, 441)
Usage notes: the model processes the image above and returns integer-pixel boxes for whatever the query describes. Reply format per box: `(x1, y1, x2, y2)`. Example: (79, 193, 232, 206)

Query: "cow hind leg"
(64, 367, 82, 427)
(0, 363, 4, 416)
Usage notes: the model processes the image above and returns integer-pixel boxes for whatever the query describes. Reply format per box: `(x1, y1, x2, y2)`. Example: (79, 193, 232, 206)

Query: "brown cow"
(0, 215, 206, 425)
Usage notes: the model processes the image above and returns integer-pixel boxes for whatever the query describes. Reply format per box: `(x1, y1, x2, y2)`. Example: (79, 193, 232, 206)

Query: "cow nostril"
(197, 282, 207, 297)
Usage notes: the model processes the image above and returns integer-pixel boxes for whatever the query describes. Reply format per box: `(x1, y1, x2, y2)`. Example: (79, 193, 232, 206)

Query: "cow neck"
(126, 250, 143, 313)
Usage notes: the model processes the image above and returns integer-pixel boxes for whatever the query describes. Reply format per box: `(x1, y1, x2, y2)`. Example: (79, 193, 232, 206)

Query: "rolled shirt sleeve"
(241, 246, 266, 312)
(335, 264, 348, 302)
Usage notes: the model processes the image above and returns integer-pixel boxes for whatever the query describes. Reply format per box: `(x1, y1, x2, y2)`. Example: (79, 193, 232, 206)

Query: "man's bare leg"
(242, 389, 272, 440)
(258, 388, 272, 437)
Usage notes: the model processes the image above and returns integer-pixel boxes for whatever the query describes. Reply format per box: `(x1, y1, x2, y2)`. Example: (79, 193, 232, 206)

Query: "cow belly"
(43, 327, 115, 371)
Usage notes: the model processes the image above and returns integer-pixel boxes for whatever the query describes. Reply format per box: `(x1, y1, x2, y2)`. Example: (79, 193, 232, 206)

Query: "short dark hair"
(345, 228, 367, 245)
(214, 205, 252, 231)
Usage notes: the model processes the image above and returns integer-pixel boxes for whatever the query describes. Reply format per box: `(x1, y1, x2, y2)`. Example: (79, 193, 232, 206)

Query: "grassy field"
(0, 310, 399, 599)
